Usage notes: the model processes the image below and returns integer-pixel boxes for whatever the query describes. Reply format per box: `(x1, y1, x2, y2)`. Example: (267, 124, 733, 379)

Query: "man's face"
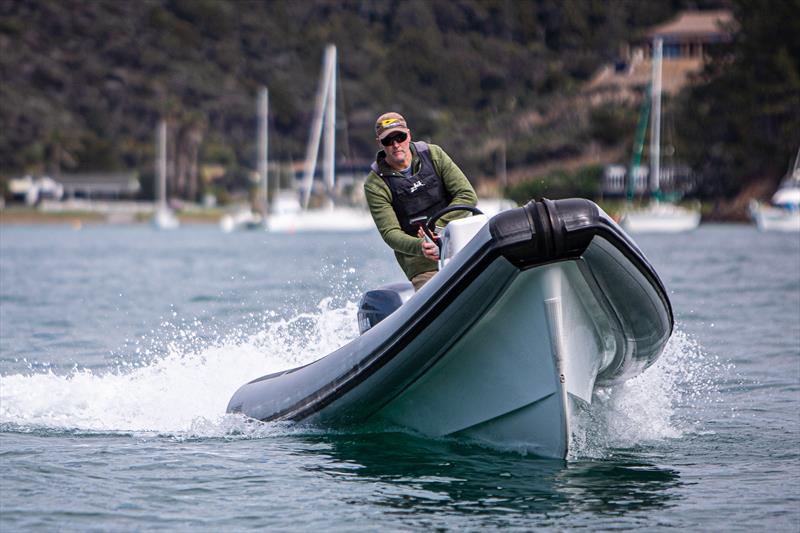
(381, 130, 412, 170)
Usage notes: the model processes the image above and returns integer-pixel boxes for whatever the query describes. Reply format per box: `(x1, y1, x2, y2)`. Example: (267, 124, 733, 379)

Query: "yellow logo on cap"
(381, 119, 399, 127)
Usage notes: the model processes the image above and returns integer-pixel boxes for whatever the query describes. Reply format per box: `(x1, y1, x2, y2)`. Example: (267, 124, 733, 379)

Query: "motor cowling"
(357, 282, 414, 334)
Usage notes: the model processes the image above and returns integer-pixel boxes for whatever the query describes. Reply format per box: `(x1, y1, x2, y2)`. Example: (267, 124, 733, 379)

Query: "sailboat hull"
(227, 199, 673, 459)
(152, 208, 179, 230)
(749, 166, 800, 232)
(750, 202, 800, 232)
(267, 206, 373, 233)
(621, 203, 700, 233)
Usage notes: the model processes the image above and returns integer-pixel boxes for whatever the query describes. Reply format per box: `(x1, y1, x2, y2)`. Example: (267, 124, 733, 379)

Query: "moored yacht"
(267, 45, 373, 234)
(750, 148, 800, 232)
(620, 37, 700, 234)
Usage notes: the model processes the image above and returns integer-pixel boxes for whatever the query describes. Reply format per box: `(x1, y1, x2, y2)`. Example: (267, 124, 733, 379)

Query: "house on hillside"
(637, 10, 735, 59)
(586, 9, 734, 103)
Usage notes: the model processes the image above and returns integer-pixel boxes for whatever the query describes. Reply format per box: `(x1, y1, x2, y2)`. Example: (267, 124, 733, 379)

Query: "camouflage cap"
(375, 112, 409, 140)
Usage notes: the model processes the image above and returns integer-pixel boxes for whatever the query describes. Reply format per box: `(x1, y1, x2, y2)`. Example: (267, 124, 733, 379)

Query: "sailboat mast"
(258, 86, 269, 216)
(323, 45, 336, 204)
(157, 119, 167, 211)
(628, 88, 650, 202)
(301, 44, 336, 210)
(649, 37, 663, 195)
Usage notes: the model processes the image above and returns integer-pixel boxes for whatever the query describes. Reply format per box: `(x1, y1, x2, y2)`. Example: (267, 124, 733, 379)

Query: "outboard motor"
(357, 282, 414, 334)
(358, 206, 489, 335)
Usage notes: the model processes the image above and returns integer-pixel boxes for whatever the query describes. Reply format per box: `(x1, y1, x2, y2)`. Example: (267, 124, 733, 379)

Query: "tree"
(676, 0, 800, 198)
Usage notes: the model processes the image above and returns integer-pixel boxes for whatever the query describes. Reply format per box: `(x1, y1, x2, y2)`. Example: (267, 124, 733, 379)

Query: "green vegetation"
(589, 105, 639, 148)
(0, 0, 796, 206)
(674, 0, 800, 198)
(505, 165, 602, 205)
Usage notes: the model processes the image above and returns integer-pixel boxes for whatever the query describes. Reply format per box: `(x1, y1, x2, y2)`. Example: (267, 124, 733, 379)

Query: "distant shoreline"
(0, 207, 222, 226)
(1, 200, 754, 226)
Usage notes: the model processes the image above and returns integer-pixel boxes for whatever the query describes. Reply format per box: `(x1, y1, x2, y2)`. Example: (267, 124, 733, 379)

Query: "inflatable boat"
(227, 198, 673, 459)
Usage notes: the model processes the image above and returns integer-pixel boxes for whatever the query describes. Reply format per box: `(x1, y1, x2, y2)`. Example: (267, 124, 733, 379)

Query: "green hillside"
(1, 0, 797, 206)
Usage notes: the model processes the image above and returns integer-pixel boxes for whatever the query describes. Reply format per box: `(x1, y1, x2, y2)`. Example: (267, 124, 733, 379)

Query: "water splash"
(3, 305, 730, 460)
(0, 298, 360, 437)
(569, 327, 732, 459)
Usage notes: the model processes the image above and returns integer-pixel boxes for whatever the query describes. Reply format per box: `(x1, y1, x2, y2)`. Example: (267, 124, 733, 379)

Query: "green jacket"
(364, 142, 478, 280)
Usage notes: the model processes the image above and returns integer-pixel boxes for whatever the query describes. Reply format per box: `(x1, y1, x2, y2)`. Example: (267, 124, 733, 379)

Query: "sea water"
(0, 224, 798, 531)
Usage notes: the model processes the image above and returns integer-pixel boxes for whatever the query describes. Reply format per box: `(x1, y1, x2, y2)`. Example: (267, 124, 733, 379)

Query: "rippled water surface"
(1, 223, 798, 531)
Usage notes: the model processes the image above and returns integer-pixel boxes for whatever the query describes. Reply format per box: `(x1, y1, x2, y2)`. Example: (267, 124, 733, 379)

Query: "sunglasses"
(381, 131, 408, 146)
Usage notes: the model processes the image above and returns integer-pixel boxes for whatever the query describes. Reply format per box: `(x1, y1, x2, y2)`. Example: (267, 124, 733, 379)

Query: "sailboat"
(152, 120, 179, 230)
(267, 45, 373, 233)
(749, 147, 800, 232)
(620, 37, 701, 234)
(220, 87, 268, 232)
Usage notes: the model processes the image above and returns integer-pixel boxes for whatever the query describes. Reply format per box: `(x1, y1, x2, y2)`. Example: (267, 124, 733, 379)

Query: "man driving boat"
(364, 112, 477, 290)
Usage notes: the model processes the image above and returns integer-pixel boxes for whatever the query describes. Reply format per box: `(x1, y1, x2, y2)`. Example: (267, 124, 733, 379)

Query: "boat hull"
(220, 210, 264, 232)
(750, 202, 800, 232)
(227, 199, 673, 458)
(267, 206, 373, 233)
(152, 208, 179, 230)
(620, 203, 700, 233)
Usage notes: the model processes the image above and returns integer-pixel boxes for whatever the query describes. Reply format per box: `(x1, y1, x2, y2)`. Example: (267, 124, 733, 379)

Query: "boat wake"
(0, 299, 359, 437)
(1, 304, 726, 458)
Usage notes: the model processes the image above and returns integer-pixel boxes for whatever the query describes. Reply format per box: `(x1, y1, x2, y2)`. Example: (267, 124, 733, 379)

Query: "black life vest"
(371, 141, 452, 236)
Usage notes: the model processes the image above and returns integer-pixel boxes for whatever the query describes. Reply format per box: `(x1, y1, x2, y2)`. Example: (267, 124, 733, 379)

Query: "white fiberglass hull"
(220, 210, 264, 232)
(267, 206, 373, 233)
(750, 202, 800, 232)
(151, 208, 179, 230)
(621, 203, 700, 233)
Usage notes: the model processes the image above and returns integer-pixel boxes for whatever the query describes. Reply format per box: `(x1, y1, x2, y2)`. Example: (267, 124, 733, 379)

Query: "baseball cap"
(375, 112, 409, 140)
